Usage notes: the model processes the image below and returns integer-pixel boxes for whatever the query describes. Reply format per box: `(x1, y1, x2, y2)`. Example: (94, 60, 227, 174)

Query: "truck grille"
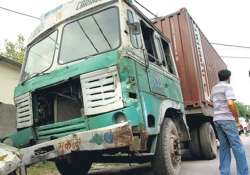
(37, 117, 87, 140)
(80, 66, 123, 115)
(15, 93, 33, 129)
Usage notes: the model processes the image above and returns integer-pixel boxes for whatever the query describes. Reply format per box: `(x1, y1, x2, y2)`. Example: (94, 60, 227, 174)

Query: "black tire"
(199, 122, 217, 159)
(189, 127, 202, 158)
(55, 153, 92, 175)
(152, 118, 181, 175)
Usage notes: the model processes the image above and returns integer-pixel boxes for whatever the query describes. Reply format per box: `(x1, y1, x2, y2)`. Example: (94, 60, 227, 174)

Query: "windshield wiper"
(92, 16, 112, 49)
(77, 21, 99, 53)
(21, 72, 50, 85)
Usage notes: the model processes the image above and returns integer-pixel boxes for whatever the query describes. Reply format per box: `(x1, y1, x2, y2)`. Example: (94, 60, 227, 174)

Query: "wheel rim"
(170, 131, 181, 167)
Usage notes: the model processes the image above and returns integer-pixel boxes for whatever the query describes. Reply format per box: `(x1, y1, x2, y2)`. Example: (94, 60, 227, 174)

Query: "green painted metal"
(88, 106, 142, 130)
(37, 117, 87, 139)
(34, 104, 142, 140)
(37, 117, 85, 131)
(147, 69, 182, 102)
(118, 58, 144, 120)
(15, 51, 120, 97)
(38, 129, 87, 140)
(134, 62, 150, 93)
(140, 92, 162, 134)
(119, 56, 184, 135)
(90, 133, 104, 145)
(38, 123, 86, 136)
(8, 128, 35, 147)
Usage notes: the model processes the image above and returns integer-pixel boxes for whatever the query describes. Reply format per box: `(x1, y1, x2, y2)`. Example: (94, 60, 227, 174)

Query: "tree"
(1, 34, 25, 64)
(236, 101, 250, 119)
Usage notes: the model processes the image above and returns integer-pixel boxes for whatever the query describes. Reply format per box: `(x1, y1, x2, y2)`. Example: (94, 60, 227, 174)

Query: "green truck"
(1, 1, 220, 175)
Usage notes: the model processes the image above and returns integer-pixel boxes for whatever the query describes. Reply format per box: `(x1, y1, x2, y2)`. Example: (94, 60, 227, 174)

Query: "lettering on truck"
(76, 0, 103, 10)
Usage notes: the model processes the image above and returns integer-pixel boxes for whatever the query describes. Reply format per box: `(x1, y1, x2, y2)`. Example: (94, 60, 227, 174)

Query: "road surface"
(89, 135, 250, 175)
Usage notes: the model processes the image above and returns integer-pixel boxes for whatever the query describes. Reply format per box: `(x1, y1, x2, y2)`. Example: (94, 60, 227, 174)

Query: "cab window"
(140, 21, 159, 64)
(160, 38, 176, 74)
(155, 36, 166, 67)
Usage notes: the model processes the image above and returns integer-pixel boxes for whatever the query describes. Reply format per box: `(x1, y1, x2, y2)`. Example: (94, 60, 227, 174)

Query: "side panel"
(118, 54, 184, 135)
(147, 68, 182, 101)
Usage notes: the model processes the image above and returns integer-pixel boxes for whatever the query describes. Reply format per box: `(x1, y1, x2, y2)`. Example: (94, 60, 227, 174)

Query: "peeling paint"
(113, 125, 133, 147)
(0, 144, 21, 175)
(20, 122, 133, 167)
(103, 132, 113, 144)
(90, 133, 104, 145)
(0, 155, 7, 161)
(57, 135, 81, 154)
(90, 132, 114, 145)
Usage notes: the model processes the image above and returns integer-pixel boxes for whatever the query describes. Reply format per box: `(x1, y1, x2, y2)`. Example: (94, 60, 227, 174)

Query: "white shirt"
(211, 81, 236, 121)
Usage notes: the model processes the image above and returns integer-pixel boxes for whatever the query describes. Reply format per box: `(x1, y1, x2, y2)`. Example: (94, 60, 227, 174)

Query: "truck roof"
(28, 0, 117, 44)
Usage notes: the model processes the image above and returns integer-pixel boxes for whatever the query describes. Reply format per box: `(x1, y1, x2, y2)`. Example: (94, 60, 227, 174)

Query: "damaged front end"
(21, 122, 133, 166)
(0, 122, 133, 175)
(0, 144, 21, 175)
(10, 65, 126, 147)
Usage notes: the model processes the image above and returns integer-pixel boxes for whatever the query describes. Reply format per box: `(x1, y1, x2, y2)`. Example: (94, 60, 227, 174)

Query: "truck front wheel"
(152, 118, 181, 175)
(55, 153, 92, 175)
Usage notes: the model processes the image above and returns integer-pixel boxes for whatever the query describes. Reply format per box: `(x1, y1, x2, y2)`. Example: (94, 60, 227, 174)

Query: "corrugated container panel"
(154, 8, 227, 114)
(200, 33, 227, 92)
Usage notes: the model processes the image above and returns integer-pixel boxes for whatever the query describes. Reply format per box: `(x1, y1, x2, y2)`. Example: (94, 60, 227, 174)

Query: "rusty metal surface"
(154, 8, 226, 112)
(20, 122, 133, 166)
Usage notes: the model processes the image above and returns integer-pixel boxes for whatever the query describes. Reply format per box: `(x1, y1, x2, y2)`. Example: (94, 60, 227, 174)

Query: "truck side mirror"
(127, 22, 141, 35)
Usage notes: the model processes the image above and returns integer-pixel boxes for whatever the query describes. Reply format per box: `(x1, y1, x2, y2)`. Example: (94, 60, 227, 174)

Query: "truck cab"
(3, 1, 189, 174)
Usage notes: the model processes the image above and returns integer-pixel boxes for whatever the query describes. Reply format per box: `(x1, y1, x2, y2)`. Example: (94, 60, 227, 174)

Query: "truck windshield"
(22, 31, 58, 81)
(59, 7, 120, 64)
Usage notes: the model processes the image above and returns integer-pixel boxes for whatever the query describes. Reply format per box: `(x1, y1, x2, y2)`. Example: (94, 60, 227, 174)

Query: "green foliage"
(1, 34, 25, 64)
(27, 161, 57, 175)
(236, 101, 250, 119)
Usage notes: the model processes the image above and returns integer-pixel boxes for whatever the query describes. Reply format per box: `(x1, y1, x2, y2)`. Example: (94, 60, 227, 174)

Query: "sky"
(0, 0, 249, 105)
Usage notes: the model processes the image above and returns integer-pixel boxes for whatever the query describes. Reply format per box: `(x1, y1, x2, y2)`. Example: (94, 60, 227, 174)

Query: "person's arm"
(227, 99, 240, 123)
(225, 85, 239, 123)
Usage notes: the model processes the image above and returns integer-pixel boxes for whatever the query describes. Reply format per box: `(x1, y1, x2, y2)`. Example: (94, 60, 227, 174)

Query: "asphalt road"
(180, 135, 250, 175)
(89, 135, 250, 175)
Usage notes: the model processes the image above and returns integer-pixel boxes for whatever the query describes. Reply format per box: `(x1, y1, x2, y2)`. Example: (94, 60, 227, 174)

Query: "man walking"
(211, 69, 248, 175)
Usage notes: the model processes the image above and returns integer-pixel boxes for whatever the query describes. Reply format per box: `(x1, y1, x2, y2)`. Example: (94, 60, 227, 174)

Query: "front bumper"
(0, 144, 21, 175)
(21, 122, 133, 166)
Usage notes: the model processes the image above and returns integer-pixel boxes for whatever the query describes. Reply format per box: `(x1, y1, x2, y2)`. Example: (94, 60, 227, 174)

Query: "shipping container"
(154, 8, 227, 117)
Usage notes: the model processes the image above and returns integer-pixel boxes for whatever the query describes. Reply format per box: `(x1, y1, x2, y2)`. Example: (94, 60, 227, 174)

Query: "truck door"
(140, 21, 181, 100)
(140, 21, 168, 96)
(154, 35, 182, 100)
